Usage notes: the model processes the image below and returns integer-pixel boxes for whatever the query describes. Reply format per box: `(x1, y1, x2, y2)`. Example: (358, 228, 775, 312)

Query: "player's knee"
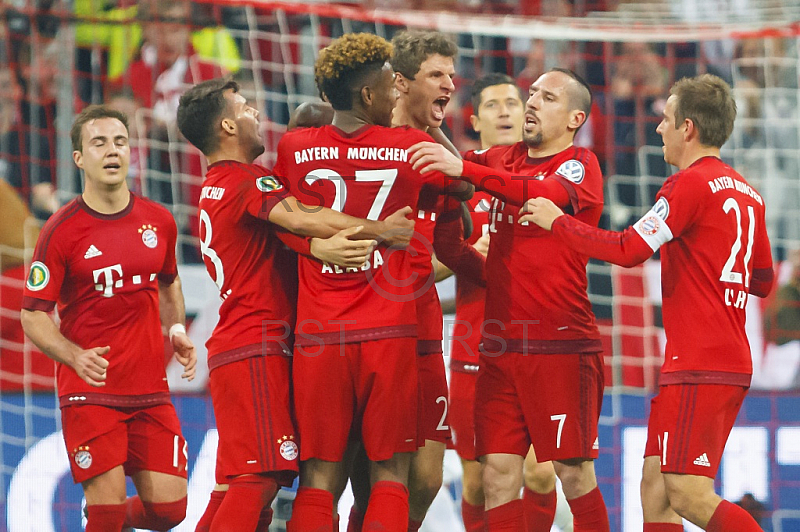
(523, 460, 556, 493)
(462, 471, 485, 506)
(143, 497, 187, 531)
(410, 469, 443, 506)
(482, 460, 522, 500)
(662, 482, 695, 519)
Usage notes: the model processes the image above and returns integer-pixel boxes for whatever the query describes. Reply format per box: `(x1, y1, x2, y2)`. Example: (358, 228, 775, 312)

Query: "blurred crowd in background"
(0, 0, 798, 391)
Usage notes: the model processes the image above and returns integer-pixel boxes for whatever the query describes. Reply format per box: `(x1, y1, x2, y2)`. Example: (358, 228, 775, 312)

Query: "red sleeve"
(276, 229, 312, 257)
(750, 268, 775, 298)
(460, 160, 571, 208)
(433, 208, 486, 286)
(749, 206, 774, 298)
(240, 171, 292, 222)
(21, 216, 67, 312)
(157, 212, 178, 284)
(551, 215, 654, 267)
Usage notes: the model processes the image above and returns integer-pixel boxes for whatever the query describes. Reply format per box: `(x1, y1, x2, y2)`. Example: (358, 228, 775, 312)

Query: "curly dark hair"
(315, 33, 393, 111)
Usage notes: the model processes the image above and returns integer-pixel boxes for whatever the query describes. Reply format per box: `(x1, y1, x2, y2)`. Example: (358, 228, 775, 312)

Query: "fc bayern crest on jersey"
(74, 447, 92, 469)
(26, 261, 50, 291)
(138, 224, 158, 248)
(555, 160, 585, 184)
(638, 216, 660, 236)
(653, 197, 670, 220)
(256, 176, 284, 193)
(277, 435, 298, 461)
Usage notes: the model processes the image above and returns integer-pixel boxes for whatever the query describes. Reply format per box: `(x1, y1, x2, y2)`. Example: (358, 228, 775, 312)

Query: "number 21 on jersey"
(720, 197, 755, 310)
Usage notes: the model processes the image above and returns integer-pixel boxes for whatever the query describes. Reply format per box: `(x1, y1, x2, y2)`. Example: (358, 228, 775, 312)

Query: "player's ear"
(220, 117, 236, 136)
(72, 150, 83, 169)
(683, 118, 696, 142)
(394, 72, 410, 94)
(568, 109, 586, 132)
(360, 85, 373, 107)
(470, 114, 480, 133)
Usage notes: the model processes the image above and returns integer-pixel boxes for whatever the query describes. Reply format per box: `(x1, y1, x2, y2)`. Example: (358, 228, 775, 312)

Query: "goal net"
(1, 1, 799, 530)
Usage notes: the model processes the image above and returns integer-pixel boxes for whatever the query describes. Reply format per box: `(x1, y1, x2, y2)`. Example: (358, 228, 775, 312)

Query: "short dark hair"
(548, 67, 592, 118)
(391, 30, 458, 80)
(71, 105, 129, 152)
(471, 73, 521, 116)
(315, 33, 393, 111)
(177, 78, 239, 155)
(671, 74, 736, 148)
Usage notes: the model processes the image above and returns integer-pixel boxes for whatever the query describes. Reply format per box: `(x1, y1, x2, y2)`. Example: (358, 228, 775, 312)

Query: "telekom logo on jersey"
(92, 264, 157, 297)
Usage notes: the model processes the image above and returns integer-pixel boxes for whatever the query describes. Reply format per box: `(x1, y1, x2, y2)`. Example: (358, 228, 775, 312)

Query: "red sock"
(643, 524, 683, 531)
(211, 476, 279, 531)
(86, 503, 127, 532)
(485, 499, 524, 532)
(363, 481, 409, 532)
(195, 491, 226, 532)
(408, 517, 423, 531)
(707, 500, 763, 532)
(124, 495, 186, 530)
(522, 488, 556, 532)
(347, 504, 365, 532)
(287, 487, 334, 532)
(462, 499, 485, 532)
(567, 487, 610, 532)
(257, 506, 274, 531)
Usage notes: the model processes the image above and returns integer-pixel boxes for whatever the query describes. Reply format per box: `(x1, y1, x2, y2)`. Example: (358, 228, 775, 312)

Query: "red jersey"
(198, 161, 297, 369)
(553, 157, 773, 385)
(273, 124, 447, 344)
(22, 194, 178, 408)
(450, 192, 492, 365)
(463, 142, 604, 353)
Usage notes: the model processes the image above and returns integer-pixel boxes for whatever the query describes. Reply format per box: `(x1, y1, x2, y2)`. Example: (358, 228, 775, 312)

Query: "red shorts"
(415, 287, 443, 351)
(293, 338, 418, 462)
(449, 365, 478, 460)
(209, 355, 298, 484)
(475, 352, 603, 462)
(61, 403, 187, 484)
(416, 353, 451, 445)
(644, 384, 747, 478)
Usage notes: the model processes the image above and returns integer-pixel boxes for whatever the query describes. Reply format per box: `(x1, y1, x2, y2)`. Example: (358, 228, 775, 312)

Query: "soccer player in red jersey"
(391, 30, 459, 532)
(272, 33, 468, 532)
(410, 68, 610, 532)
(176, 78, 412, 532)
(521, 74, 774, 532)
(447, 72, 562, 532)
(20, 105, 196, 532)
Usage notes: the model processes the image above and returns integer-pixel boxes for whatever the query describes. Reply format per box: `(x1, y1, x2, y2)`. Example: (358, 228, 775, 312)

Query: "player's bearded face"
(232, 94, 266, 160)
(75, 117, 130, 188)
(523, 72, 573, 149)
(403, 54, 455, 129)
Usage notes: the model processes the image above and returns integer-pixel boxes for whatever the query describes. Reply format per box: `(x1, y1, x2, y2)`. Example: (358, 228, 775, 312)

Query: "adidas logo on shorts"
(693, 453, 711, 467)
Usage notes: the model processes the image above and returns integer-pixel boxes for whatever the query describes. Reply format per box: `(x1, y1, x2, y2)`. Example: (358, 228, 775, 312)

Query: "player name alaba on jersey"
(273, 124, 452, 346)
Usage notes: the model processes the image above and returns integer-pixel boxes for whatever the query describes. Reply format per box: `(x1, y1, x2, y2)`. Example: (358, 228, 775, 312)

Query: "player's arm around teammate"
(522, 75, 775, 532)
